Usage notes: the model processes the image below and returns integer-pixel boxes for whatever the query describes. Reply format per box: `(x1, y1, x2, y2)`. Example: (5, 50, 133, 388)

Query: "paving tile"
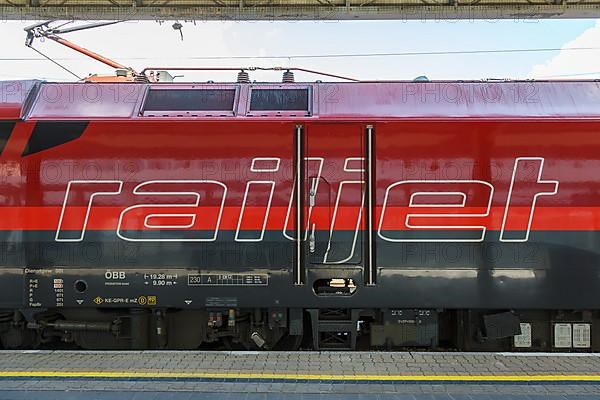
(1, 351, 600, 397)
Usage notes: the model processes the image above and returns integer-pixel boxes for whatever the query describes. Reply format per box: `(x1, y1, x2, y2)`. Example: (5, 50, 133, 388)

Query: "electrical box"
(370, 309, 438, 348)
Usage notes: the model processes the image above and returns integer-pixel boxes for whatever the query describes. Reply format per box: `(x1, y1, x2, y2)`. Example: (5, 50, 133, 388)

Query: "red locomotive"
(0, 22, 599, 351)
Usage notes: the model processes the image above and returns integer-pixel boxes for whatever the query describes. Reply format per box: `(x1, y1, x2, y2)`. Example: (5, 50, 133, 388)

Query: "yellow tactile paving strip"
(0, 372, 599, 382)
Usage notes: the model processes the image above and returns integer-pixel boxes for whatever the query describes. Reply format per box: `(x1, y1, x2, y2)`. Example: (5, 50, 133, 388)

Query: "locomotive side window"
(249, 89, 309, 111)
(143, 89, 236, 113)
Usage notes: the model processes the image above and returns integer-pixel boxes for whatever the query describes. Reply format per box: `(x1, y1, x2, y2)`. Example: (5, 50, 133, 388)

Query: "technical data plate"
(513, 322, 532, 348)
(188, 273, 268, 286)
(554, 323, 573, 348)
(573, 323, 592, 348)
(23, 268, 271, 309)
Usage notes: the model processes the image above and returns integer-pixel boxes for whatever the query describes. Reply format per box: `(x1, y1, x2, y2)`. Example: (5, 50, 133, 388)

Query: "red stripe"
(0, 206, 597, 231)
(1, 121, 32, 158)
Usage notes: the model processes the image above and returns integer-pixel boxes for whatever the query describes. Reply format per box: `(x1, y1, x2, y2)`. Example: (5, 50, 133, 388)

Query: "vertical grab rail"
(365, 124, 376, 286)
(294, 124, 305, 285)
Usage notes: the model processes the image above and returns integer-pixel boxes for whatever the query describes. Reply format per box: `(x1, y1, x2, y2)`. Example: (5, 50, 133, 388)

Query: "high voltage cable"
(538, 71, 600, 78)
(2, 46, 600, 61)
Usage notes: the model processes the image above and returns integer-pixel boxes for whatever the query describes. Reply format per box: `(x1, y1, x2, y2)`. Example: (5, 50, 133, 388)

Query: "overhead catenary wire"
(537, 71, 600, 78)
(2, 46, 600, 62)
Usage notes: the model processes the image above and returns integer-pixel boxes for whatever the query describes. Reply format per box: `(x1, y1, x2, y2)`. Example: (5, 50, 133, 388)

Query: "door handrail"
(294, 124, 305, 285)
(365, 124, 376, 286)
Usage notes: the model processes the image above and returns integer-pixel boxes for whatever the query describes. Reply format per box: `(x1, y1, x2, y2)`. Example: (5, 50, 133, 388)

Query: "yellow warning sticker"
(147, 296, 157, 306)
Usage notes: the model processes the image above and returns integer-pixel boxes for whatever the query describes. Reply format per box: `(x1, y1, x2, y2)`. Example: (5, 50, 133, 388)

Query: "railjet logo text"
(55, 156, 558, 245)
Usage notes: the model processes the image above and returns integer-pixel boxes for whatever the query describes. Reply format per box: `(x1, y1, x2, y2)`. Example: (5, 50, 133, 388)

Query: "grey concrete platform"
(0, 351, 599, 398)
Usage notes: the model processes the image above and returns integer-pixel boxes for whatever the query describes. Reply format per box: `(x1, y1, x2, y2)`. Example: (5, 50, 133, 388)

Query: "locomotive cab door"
(299, 123, 373, 281)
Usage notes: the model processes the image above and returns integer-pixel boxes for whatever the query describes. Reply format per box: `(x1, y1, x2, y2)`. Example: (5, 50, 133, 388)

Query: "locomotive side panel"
(0, 120, 303, 310)
(3, 119, 600, 309)
(376, 120, 600, 309)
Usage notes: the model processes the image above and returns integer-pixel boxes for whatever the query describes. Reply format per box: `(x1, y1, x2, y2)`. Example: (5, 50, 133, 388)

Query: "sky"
(1, 18, 600, 82)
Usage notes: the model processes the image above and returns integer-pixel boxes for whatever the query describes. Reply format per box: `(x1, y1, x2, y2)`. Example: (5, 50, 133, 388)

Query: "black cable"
(26, 45, 82, 80)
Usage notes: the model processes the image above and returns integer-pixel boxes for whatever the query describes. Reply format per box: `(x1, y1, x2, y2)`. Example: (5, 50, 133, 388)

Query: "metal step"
(307, 309, 361, 350)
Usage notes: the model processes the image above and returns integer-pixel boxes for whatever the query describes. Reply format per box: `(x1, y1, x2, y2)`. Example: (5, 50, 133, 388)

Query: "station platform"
(0, 350, 599, 398)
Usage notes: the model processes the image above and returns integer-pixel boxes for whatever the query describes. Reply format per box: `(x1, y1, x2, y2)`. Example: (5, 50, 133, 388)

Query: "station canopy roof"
(1, 0, 599, 20)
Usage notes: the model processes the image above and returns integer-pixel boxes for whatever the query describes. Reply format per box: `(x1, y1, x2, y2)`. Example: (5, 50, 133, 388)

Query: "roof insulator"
(237, 70, 250, 83)
(282, 70, 295, 83)
(413, 75, 430, 82)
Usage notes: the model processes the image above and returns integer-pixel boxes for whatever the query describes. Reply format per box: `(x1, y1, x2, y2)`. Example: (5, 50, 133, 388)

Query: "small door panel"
(305, 123, 365, 265)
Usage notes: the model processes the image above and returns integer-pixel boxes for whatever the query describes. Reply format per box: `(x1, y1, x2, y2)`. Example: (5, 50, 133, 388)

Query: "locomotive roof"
(3, 79, 600, 120)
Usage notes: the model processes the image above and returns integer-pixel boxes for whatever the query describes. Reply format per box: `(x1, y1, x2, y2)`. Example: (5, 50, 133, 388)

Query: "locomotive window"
(249, 89, 309, 111)
(143, 89, 236, 112)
